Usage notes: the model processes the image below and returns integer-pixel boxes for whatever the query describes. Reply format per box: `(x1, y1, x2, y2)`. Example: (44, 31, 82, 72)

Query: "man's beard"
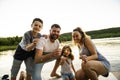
(49, 34, 58, 40)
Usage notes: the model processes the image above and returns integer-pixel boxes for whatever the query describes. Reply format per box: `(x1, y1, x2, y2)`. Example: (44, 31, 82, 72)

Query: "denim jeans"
(32, 63, 45, 80)
(32, 58, 55, 80)
(61, 72, 75, 80)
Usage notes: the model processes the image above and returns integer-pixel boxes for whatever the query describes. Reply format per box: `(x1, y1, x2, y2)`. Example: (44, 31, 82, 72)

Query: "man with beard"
(32, 24, 62, 80)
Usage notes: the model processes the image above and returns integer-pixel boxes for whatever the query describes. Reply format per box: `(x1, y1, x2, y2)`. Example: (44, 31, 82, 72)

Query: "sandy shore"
(0, 58, 119, 80)
(112, 72, 120, 80)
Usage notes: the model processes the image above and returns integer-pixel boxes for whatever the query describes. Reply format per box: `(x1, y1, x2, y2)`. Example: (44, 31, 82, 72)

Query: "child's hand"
(60, 56, 67, 65)
(61, 56, 67, 61)
(26, 38, 39, 51)
(32, 38, 39, 45)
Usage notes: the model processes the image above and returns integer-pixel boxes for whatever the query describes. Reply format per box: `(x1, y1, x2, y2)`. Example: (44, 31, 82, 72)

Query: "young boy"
(11, 18, 44, 80)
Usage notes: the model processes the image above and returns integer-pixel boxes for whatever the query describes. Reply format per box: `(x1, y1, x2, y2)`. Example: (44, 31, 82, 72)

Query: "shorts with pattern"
(11, 57, 34, 77)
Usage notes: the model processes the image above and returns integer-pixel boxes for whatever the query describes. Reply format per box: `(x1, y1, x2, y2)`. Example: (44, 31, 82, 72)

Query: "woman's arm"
(84, 37, 98, 61)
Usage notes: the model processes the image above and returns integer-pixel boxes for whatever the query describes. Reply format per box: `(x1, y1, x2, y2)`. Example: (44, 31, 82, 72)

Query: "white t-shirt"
(36, 37, 59, 53)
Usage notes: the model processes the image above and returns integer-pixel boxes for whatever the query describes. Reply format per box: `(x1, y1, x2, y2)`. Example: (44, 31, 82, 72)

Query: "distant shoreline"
(0, 37, 120, 52)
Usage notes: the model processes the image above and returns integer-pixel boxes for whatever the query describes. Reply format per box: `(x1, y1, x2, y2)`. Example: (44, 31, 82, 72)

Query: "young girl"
(60, 45, 76, 80)
(11, 18, 45, 80)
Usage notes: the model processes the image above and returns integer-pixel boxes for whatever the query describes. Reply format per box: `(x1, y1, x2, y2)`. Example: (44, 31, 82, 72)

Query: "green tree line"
(0, 27, 120, 45)
(0, 27, 120, 51)
(0, 36, 22, 46)
(58, 27, 120, 42)
(0, 36, 22, 51)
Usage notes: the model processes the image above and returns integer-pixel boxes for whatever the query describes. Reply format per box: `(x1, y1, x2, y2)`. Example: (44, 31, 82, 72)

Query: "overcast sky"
(0, 0, 120, 37)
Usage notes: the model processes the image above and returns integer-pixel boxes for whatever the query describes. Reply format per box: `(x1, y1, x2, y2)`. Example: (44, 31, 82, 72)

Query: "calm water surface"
(0, 37, 120, 79)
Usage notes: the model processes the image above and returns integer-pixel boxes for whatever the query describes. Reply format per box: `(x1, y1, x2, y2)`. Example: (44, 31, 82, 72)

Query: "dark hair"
(61, 45, 74, 60)
(32, 18, 43, 24)
(51, 24, 61, 29)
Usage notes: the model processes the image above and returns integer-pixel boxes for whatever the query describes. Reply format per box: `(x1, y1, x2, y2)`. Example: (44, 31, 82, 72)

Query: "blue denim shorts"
(61, 72, 75, 80)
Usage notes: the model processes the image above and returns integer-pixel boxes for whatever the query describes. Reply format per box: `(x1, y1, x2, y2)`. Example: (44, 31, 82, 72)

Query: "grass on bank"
(0, 45, 17, 51)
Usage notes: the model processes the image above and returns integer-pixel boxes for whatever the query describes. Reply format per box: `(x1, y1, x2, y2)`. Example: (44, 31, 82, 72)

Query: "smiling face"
(62, 45, 72, 57)
(49, 26, 61, 41)
(63, 47, 71, 57)
(31, 21, 43, 33)
(72, 31, 82, 44)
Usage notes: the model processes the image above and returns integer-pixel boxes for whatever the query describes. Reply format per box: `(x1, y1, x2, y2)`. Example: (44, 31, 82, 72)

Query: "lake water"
(0, 37, 120, 80)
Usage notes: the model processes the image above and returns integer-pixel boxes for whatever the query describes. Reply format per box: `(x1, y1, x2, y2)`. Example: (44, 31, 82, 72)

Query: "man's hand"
(53, 48, 62, 58)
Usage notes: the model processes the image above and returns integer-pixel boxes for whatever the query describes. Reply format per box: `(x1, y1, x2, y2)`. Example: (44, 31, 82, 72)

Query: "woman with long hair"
(72, 27, 110, 80)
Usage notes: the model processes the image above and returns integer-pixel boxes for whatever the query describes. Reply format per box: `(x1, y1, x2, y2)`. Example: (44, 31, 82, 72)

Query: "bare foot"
(50, 73, 61, 78)
(19, 71, 26, 80)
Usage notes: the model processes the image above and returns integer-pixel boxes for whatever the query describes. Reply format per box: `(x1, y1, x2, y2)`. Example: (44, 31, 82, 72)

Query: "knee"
(81, 62, 91, 71)
(75, 69, 85, 80)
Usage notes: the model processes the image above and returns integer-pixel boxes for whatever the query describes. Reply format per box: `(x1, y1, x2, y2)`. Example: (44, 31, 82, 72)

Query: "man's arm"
(34, 49, 54, 63)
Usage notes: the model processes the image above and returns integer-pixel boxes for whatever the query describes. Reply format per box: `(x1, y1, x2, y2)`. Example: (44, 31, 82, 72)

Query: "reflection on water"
(0, 50, 14, 79)
(0, 37, 120, 78)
